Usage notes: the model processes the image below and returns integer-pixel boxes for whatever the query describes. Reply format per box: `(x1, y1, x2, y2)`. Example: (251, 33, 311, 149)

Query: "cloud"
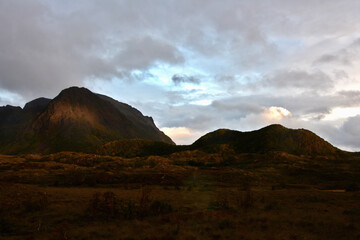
(0, 1, 187, 100)
(264, 69, 333, 90)
(114, 36, 184, 71)
(0, 0, 118, 99)
(207, 91, 358, 119)
(315, 54, 352, 66)
(263, 106, 291, 121)
(330, 115, 360, 150)
(314, 38, 360, 66)
(160, 127, 202, 145)
(1, 0, 358, 99)
(338, 90, 360, 99)
(0, 89, 24, 107)
(2, 0, 360, 150)
(171, 74, 200, 85)
(161, 127, 191, 138)
(342, 115, 360, 137)
(211, 100, 263, 115)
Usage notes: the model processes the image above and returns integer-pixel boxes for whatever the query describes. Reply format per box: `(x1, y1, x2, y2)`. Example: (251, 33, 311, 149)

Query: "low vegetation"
(0, 150, 360, 239)
(96, 139, 183, 158)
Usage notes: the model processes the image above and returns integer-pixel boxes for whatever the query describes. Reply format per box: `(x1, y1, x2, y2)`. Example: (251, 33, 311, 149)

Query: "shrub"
(53, 221, 70, 240)
(240, 189, 254, 210)
(217, 219, 235, 230)
(208, 199, 231, 211)
(235, 184, 255, 212)
(0, 215, 13, 235)
(208, 192, 231, 211)
(88, 191, 118, 219)
(138, 186, 152, 218)
(103, 191, 118, 218)
(118, 200, 136, 220)
(148, 200, 173, 216)
(87, 188, 174, 220)
(263, 201, 281, 211)
(23, 192, 49, 212)
(345, 183, 360, 192)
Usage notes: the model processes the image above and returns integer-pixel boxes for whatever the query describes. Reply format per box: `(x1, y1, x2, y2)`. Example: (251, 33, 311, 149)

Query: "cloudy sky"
(1, 0, 360, 150)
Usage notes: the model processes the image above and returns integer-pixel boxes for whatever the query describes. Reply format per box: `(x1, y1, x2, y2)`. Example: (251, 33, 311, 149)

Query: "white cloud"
(160, 127, 202, 145)
(190, 100, 212, 106)
(263, 106, 292, 121)
(323, 107, 360, 121)
(0, 89, 25, 107)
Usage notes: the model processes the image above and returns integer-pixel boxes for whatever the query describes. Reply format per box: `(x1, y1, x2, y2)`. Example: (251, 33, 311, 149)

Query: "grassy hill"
(192, 124, 342, 156)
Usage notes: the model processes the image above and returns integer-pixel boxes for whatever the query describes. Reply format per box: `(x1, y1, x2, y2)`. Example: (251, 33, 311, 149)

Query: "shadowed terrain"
(0, 150, 359, 239)
(191, 124, 342, 156)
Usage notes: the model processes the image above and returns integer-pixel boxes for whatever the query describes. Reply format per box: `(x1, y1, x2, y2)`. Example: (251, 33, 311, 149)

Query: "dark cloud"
(114, 36, 184, 70)
(264, 69, 333, 90)
(171, 74, 200, 85)
(0, 0, 119, 99)
(342, 115, 360, 137)
(0, 1, 184, 100)
(315, 54, 351, 65)
(314, 38, 360, 66)
(333, 115, 360, 149)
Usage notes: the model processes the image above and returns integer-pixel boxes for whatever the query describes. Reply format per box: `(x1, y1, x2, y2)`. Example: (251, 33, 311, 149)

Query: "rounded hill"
(192, 124, 341, 156)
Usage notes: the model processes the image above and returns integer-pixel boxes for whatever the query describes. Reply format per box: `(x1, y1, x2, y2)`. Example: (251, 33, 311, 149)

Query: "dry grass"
(0, 153, 360, 239)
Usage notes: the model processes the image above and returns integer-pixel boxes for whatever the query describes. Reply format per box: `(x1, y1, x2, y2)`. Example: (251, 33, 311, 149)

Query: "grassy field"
(0, 152, 360, 239)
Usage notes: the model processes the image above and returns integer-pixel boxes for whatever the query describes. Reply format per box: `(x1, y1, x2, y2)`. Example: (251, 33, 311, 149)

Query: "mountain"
(23, 97, 52, 114)
(94, 124, 343, 158)
(0, 98, 53, 152)
(0, 87, 173, 154)
(0, 87, 345, 156)
(191, 124, 342, 156)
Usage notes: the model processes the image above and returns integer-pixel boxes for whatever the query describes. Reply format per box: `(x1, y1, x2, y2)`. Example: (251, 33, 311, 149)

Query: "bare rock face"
(0, 87, 173, 154)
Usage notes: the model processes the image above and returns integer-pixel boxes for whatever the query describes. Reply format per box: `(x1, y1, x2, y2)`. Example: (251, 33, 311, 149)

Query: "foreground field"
(0, 152, 360, 239)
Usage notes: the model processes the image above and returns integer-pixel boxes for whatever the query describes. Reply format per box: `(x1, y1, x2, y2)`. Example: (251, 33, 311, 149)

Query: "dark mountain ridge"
(0, 87, 173, 154)
(97, 124, 345, 158)
(0, 87, 346, 157)
(23, 97, 51, 113)
(191, 124, 342, 156)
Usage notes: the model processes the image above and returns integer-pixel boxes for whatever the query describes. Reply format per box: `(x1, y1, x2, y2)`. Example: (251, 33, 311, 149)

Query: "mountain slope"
(0, 87, 173, 154)
(192, 124, 341, 156)
(23, 97, 51, 114)
(96, 139, 181, 158)
(97, 94, 173, 144)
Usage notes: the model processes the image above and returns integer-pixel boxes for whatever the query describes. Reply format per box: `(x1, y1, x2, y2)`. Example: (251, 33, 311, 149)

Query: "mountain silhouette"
(96, 124, 343, 158)
(0, 87, 173, 154)
(191, 124, 341, 156)
(0, 87, 345, 156)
